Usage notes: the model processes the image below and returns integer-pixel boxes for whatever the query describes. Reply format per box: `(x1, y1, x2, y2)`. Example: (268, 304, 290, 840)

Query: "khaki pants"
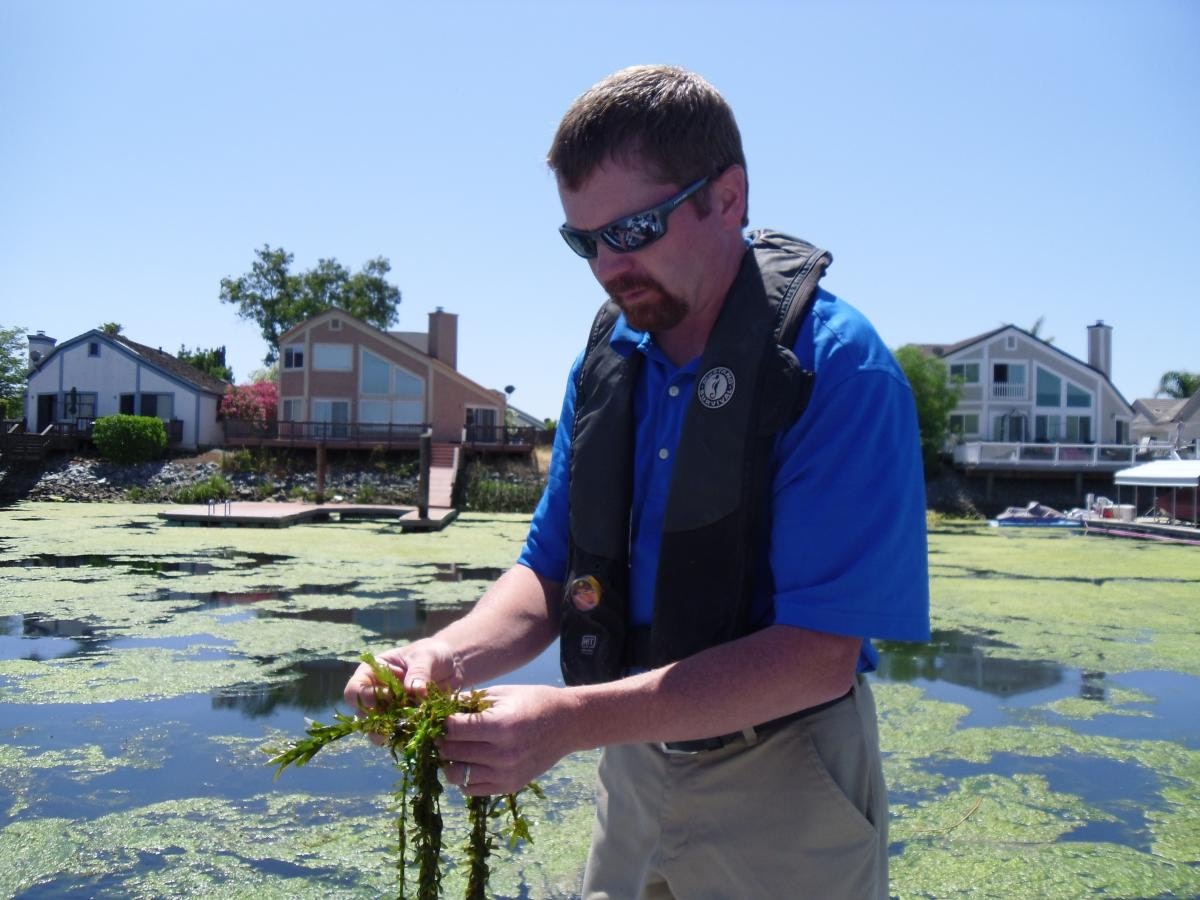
(581, 675, 888, 900)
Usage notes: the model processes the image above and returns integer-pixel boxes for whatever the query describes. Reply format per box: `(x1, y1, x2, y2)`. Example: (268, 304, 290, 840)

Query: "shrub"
(171, 474, 233, 504)
(92, 415, 168, 464)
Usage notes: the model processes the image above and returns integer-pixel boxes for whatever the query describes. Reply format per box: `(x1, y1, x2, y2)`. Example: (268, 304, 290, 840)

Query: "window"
(313, 343, 352, 371)
(466, 406, 499, 442)
(120, 394, 135, 415)
(329, 318, 342, 330)
(1034, 415, 1062, 442)
(1115, 420, 1129, 444)
(949, 413, 979, 436)
(283, 345, 304, 369)
(312, 399, 350, 438)
(992, 413, 1028, 442)
(87, 342, 100, 357)
(950, 363, 979, 384)
(1065, 415, 1092, 443)
(395, 368, 423, 397)
(1006, 335, 1017, 350)
(280, 399, 301, 421)
(360, 350, 391, 394)
(991, 363, 1026, 400)
(1066, 383, 1091, 408)
(139, 394, 174, 420)
(1036, 368, 1061, 407)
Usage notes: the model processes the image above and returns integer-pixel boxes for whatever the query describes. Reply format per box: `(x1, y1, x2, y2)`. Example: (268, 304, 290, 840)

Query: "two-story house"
(920, 321, 1135, 472)
(260, 307, 511, 448)
(24, 330, 229, 450)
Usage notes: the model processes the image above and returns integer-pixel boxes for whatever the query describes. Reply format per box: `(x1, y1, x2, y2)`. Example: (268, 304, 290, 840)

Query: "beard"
(603, 274, 689, 333)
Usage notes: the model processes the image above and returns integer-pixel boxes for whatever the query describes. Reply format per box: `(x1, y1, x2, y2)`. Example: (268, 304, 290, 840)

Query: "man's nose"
(592, 243, 633, 283)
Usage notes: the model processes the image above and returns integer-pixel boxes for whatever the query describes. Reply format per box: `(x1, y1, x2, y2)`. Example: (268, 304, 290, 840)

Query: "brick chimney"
(1087, 320, 1112, 378)
(427, 307, 458, 370)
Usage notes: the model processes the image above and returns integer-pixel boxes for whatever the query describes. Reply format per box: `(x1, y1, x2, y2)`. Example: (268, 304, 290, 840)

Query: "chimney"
(1087, 320, 1112, 377)
(427, 307, 458, 370)
(28, 330, 56, 368)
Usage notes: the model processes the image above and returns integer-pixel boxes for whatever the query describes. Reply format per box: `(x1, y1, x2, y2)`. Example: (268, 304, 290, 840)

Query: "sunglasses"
(558, 175, 713, 259)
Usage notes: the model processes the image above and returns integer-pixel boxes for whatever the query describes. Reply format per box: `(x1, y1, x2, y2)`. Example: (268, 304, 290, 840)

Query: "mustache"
(603, 274, 665, 297)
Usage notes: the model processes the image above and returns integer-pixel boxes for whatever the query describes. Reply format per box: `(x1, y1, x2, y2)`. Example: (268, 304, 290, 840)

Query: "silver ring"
(463, 763, 472, 788)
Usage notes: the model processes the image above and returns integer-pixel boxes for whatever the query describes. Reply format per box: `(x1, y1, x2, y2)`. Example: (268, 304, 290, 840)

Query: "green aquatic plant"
(268, 652, 540, 900)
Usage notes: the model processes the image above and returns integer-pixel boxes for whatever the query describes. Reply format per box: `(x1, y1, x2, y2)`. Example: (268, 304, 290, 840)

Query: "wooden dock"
(158, 501, 457, 531)
(1083, 517, 1200, 546)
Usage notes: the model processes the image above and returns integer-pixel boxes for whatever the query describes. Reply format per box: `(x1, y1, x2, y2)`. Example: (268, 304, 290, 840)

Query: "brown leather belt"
(659, 688, 853, 754)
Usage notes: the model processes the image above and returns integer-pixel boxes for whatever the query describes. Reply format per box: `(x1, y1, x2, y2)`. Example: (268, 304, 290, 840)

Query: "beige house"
(921, 321, 1136, 472)
(273, 308, 508, 446)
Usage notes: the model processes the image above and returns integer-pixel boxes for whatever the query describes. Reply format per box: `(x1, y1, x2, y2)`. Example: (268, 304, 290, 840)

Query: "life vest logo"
(580, 634, 598, 655)
(698, 367, 735, 409)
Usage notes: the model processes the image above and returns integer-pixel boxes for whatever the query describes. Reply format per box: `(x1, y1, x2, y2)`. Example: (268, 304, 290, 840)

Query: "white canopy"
(1113, 460, 1200, 489)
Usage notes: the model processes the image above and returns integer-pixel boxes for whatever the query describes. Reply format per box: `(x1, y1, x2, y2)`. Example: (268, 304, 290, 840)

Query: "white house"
(1131, 393, 1200, 451)
(25, 330, 229, 450)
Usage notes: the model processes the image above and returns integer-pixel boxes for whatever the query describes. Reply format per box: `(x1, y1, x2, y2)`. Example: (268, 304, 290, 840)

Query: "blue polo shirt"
(519, 288, 931, 671)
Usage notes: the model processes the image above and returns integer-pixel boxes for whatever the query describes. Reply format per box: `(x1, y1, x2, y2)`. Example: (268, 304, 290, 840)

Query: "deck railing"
(953, 441, 1143, 469)
(461, 425, 538, 449)
(223, 419, 431, 445)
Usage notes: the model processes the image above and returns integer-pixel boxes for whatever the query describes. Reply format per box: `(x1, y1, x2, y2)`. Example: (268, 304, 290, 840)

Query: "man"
(345, 65, 929, 898)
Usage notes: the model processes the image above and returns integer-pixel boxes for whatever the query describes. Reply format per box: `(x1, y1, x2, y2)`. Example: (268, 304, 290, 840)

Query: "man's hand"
(438, 684, 578, 796)
(342, 638, 463, 725)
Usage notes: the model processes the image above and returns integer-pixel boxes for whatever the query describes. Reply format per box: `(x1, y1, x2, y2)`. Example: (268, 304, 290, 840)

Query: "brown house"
(270, 307, 509, 447)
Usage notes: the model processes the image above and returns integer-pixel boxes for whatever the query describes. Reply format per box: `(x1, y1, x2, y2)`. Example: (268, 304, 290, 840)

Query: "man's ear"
(714, 164, 747, 229)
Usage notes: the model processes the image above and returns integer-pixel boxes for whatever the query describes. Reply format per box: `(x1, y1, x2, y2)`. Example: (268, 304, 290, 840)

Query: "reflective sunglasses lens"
(604, 212, 664, 253)
(560, 228, 597, 258)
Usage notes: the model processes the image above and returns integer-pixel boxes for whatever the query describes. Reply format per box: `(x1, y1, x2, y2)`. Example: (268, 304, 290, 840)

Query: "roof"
(1113, 460, 1200, 489)
(111, 336, 231, 395)
(1133, 397, 1189, 424)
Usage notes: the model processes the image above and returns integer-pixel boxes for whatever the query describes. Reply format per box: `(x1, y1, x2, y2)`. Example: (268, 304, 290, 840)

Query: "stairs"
(427, 443, 459, 509)
(0, 433, 50, 463)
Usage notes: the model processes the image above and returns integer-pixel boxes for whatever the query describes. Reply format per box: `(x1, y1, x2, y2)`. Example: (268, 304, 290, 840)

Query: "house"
(1130, 393, 1200, 451)
(23, 329, 229, 450)
(262, 307, 514, 449)
(919, 321, 1136, 471)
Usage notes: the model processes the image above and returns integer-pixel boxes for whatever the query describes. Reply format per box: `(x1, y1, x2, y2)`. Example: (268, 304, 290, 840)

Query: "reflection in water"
(141, 582, 366, 609)
(0, 613, 107, 661)
(876, 628, 1065, 697)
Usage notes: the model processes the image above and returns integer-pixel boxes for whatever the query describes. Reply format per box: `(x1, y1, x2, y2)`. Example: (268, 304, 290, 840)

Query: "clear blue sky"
(3, 0, 1197, 421)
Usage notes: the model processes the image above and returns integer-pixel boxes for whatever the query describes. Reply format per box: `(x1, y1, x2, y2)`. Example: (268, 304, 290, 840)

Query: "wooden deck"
(1083, 517, 1200, 546)
(158, 501, 458, 531)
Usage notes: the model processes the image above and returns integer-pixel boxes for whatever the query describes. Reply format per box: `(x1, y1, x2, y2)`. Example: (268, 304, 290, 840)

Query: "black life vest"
(560, 231, 832, 685)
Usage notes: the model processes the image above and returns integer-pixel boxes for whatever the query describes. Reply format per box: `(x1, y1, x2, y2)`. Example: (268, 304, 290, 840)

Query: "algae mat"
(1, 504, 1198, 897)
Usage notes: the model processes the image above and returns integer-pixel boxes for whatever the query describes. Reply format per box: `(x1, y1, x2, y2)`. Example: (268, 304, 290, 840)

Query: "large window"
(1036, 368, 1061, 406)
(139, 394, 174, 419)
(312, 399, 350, 438)
(283, 344, 304, 369)
(1066, 415, 1092, 443)
(1035, 415, 1062, 442)
(313, 343, 352, 371)
(1066, 383, 1091, 408)
(360, 351, 391, 394)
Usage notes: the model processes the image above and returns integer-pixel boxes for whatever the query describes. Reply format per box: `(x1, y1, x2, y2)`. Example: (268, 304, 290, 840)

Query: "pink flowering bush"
(220, 381, 278, 428)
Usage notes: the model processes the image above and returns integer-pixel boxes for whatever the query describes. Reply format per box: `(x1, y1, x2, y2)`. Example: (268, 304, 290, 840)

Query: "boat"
(988, 501, 1082, 529)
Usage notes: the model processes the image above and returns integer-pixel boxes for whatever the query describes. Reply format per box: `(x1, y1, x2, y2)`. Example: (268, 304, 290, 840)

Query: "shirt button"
(658, 448, 669, 460)
(668, 385, 680, 397)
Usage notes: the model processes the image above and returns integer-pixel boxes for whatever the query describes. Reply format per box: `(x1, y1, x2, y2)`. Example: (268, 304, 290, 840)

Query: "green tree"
(1, 325, 27, 419)
(219, 245, 402, 364)
(1027, 316, 1054, 344)
(99, 322, 124, 335)
(177, 345, 233, 382)
(1155, 370, 1200, 400)
(893, 345, 962, 471)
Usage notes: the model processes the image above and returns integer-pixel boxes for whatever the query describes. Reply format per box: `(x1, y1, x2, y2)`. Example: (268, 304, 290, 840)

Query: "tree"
(1027, 316, 1054, 344)
(219, 381, 278, 427)
(177, 345, 233, 383)
(893, 345, 962, 471)
(1155, 370, 1200, 400)
(99, 322, 124, 335)
(1, 325, 27, 419)
(219, 245, 402, 364)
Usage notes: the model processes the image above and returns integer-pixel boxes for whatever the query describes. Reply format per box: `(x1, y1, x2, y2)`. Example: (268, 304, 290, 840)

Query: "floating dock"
(158, 501, 457, 531)
(1083, 517, 1200, 546)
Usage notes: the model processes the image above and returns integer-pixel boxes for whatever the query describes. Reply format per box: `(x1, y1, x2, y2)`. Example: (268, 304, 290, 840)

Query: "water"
(2, 507, 1197, 897)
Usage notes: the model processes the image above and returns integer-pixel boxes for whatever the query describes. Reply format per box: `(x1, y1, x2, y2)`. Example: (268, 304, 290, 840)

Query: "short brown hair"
(548, 65, 748, 223)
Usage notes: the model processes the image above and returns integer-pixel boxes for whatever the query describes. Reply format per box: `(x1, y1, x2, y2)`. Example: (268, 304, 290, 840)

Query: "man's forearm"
(561, 624, 861, 751)
(433, 563, 561, 686)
